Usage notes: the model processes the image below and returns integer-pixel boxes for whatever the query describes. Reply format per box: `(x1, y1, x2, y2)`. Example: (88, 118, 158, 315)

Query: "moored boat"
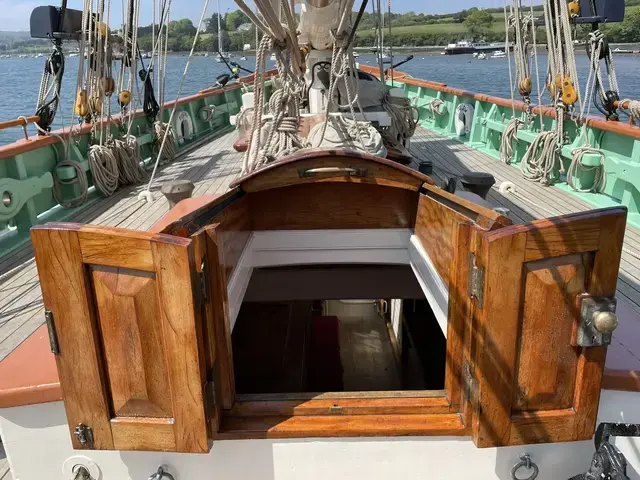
(1, 0, 640, 478)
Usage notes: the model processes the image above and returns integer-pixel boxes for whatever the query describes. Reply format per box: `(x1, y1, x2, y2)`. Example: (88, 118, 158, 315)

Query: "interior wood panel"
(250, 183, 419, 230)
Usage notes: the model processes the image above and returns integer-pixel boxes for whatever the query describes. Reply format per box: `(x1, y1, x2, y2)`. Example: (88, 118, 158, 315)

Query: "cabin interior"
(233, 266, 446, 395)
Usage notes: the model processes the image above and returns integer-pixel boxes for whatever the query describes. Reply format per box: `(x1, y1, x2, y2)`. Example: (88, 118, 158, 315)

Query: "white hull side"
(1, 390, 639, 480)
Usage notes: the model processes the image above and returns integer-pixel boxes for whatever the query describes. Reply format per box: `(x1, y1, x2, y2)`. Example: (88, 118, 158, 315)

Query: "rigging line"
(141, 0, 212, 199)
(503, 0, 516, 118)
(529, 0, 544, 131)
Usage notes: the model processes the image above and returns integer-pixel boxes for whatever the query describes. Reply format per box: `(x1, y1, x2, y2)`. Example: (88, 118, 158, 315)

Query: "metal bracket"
(576, 295, 618, 347)
(73, 424, 94, 449)
(468, 252, 485, 308)
(44, 309, 60, 354)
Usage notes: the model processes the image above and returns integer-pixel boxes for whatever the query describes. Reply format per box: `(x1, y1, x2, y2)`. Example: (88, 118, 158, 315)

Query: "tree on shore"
(463, 10, 494, 36)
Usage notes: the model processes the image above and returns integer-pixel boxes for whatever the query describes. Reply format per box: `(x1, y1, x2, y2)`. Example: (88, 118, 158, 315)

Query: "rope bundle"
(568, 146, 606, 193)
(244, 32, 306, 174)
(382, 94, 418, 147)
(112, 135, 146, 185)
(621, 99, 640, 122)
(520, 131, 561, 186)
(429, 98, 445, 117)
(500, 117, 524, 165)
(307, 115, 386, 157)
(88, 144, 120, 196)
(153, 121, 176, 165)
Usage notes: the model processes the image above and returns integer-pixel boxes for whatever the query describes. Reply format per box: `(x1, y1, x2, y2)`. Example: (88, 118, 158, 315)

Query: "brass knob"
(593, 311, 618, 334)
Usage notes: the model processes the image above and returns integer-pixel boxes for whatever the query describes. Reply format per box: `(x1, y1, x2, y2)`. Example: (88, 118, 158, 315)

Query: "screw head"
(2, 191, 11, 207)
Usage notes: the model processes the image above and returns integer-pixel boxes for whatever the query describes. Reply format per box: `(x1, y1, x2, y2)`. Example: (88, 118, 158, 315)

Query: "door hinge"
(462, 362, 478, 402)
(73, 423, 94, 449)
(200, 256, 209, 304)
(204, 380, 216, 417)
(44, 309, 60, 354)
(468, 252, 485, 308)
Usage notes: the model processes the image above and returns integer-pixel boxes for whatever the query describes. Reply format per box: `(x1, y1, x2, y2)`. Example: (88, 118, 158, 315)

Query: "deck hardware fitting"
(72, 465, 91, 480)
(149, 466, 176, 480)
(570, 422, 640, 479)
(510, 454, 538, 480)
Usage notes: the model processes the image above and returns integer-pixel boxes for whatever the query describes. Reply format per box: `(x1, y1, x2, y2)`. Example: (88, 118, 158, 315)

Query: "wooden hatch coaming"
(28, 151, 628, 450)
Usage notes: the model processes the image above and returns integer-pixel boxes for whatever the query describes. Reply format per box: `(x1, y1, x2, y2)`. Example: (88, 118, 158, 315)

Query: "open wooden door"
(468, 207, 626, 447)
(31, 223, 210, 453)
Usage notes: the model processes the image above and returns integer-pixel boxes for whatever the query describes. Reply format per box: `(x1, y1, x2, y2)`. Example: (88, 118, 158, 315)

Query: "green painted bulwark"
(396, 78, 640, 229)
(0, 82, 246, 256)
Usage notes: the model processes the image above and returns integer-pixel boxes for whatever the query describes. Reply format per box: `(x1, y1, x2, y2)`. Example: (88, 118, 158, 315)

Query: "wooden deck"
(0, 125, 639, 373)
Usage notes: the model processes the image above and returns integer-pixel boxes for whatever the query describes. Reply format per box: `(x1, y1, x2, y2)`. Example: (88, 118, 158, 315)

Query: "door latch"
(574, 295, 618, 347)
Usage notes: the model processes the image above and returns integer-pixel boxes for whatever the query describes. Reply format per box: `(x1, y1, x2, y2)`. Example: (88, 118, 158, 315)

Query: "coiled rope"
(382, 93, 418, 147)
(520, 130, 561, 186)
(567, 146, 606, 193)
(621, 99, 640, 122)
(500, 117, 524, 164)
(112, 135, 146, 185)
(307, 115, 386, 157)
(88, 145, 119, 196)
(429, 98, 445, 116)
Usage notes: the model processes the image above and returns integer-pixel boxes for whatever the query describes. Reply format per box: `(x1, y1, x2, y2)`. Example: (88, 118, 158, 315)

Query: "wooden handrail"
(0, 115, 39, 131)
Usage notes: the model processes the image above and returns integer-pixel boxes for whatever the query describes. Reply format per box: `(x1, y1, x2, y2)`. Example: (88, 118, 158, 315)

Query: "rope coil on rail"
(567, 146, 606, 193)
(500, 117, 524, 164)
(520, 130, 561, 186)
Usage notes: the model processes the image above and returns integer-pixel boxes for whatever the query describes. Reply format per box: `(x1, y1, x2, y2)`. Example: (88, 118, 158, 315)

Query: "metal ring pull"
(298, 166, 368, 178)
(148, 466, 176, 480)
(510, 454, 539, 480)
(72, 465, 92, 480)
(303, 167, 356, 175)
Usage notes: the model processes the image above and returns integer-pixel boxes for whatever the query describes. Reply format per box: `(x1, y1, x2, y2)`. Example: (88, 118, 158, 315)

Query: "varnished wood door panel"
(31, 223, 209, 453)
(470, 208, 626, 447)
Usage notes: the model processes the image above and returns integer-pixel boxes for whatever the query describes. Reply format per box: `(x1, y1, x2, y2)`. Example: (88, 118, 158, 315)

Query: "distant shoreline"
(3, 42, 640, 57)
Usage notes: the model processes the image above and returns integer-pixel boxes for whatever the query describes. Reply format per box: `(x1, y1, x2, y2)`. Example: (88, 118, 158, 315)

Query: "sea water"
(2, 53, 640, 145)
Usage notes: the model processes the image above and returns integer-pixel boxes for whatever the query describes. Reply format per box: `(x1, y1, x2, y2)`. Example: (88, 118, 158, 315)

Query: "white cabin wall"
(1, 390, 640, 480)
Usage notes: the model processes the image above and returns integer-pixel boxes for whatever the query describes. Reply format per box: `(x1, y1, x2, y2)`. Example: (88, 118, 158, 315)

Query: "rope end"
(499, 181, 516, 194)
(138, 190, 154, 203)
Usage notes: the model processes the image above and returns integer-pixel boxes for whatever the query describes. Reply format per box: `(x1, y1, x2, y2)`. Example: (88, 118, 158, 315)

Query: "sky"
(0, 0, 508, 32)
